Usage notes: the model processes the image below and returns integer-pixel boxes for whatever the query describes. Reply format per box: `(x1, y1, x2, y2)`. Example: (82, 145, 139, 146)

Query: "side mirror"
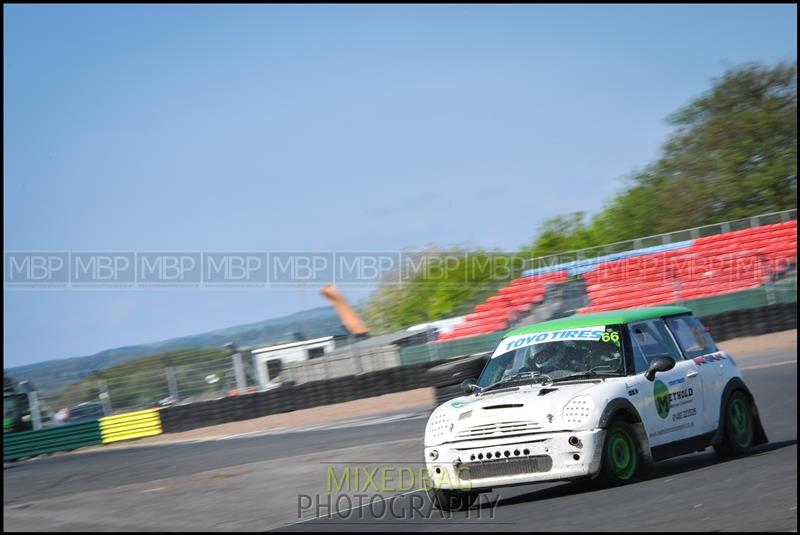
(460, 379, 481, 395)
(644, 355, 676, 381)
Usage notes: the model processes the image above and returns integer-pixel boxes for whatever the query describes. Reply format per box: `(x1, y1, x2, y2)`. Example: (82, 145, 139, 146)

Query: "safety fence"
(159, 299, 795, 434)
(6, 300, 796, 460)
(4, 409, 164, 462)
(522, 208, 797, 273)
(36, 279, 789, 421)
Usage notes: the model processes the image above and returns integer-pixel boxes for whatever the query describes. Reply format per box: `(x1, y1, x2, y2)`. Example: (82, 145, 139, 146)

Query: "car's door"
(664, 314, 725, 433)
(627, 319, 705, 447)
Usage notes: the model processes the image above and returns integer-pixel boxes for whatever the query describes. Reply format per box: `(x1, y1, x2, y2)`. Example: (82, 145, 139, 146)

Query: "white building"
(250, 336, 336, 388)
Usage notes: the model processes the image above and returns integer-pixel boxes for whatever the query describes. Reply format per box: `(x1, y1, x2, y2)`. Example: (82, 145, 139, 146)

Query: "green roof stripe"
(505, 306, 693, 337)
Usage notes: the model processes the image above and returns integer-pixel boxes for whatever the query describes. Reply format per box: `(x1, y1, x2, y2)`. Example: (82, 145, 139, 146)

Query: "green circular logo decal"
(654, 379, 670, 419)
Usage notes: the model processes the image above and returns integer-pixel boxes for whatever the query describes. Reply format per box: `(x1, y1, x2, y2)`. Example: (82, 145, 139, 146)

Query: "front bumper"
(424, 429, 605, 491)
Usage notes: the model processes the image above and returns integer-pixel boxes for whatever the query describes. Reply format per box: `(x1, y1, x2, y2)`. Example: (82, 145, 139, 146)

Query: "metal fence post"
(351, 334, 364, 374)
(232, 353, 247, 394)
(165, 367, 180, 402)
(323, 354, 331, 381)
(28, 390, 42, 431)
(98, 379, 112, 416)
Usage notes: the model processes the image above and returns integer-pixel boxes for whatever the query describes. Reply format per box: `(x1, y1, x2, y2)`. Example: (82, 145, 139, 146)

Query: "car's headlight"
(426, 409, 454, 444)
(562, 395, 594, 427)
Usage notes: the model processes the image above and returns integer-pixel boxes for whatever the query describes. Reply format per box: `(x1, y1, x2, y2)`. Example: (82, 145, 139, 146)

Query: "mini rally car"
(424, 306, 768, 511)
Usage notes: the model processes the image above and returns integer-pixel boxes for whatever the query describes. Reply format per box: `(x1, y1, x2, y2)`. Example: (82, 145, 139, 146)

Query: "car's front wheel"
(428, 488, 478, 512)
(597, 420, 642, 486)
(714, 390, 755, 457)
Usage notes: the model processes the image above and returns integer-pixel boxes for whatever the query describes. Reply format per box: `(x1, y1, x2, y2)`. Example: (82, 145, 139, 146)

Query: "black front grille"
(458, 455, 553, 480)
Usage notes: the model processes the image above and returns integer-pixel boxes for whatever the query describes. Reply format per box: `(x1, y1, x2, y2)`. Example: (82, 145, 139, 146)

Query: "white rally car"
(424, 306, 768, 511)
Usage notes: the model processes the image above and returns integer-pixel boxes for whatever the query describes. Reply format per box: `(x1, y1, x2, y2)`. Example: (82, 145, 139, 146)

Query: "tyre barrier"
(3, 420, 103, 462)
(700, 302, 797, 342)
(159, 362, 439, 434)
(426, 353, 490, 387)
(427, 353, 490, 404)
(99, 408, 163, 444)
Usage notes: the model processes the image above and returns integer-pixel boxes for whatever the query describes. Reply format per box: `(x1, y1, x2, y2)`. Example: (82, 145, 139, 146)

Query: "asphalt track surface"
(4, 347, 797, 531)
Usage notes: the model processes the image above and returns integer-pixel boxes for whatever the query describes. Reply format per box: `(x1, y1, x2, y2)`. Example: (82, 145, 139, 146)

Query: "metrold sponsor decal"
(669, 387, 694, 408)
(654, 380, 671, 419)
(654, 380, 694, 419)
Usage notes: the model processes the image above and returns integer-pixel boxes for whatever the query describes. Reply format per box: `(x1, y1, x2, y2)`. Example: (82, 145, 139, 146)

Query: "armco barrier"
(100, 408, 162, 444)
(3, 420, 102, 462)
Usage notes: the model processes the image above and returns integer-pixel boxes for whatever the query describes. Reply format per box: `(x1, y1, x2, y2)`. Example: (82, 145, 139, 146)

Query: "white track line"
(740, 360, 797, 371)
(213, 411, 429, 441)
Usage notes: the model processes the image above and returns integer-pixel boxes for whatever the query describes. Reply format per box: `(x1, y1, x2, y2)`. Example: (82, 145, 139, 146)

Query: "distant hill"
(6, 306, 346, 397)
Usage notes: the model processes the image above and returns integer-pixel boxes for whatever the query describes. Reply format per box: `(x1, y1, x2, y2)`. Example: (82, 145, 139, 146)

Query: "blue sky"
(3, 4, 797, 367)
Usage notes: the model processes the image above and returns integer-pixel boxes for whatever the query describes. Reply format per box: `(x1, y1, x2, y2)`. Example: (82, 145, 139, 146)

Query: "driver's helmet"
(560, 341, 585, 367)
(531, 343, 560, 370)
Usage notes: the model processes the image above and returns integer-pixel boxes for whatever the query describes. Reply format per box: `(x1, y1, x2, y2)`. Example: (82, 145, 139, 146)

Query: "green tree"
(596, 61, 797, 237)
(362, 60, 797, 331)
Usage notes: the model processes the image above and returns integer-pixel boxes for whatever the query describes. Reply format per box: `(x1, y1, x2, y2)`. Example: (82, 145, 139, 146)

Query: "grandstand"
(437, 215, 797, 342)
(437, 271, 568, 341)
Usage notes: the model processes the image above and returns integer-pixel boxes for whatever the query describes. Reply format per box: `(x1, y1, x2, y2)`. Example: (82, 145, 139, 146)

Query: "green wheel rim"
(608, 429, 637, 480)
(730, 398, 753, 448)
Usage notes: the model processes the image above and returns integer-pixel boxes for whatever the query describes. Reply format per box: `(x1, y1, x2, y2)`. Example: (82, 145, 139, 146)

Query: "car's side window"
(665, 315, 718, 359)
(629, 319, 684, 374)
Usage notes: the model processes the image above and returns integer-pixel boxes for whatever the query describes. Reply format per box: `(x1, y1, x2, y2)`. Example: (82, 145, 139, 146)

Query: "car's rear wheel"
(714, 391, 755, 457)
(598, 421, 641, 486)
(429, 488, 478, 512)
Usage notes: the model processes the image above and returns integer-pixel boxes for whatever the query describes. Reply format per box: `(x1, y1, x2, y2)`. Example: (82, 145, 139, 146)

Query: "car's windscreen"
(477, 325, 625, 388)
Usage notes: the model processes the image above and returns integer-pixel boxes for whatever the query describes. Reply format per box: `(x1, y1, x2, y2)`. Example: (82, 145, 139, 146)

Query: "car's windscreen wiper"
(550, 371, 620, 383)
(480, 372, 542, 393)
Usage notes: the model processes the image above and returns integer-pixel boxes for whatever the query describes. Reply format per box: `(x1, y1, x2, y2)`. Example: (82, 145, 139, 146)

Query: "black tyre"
(428, 488, 478, 512)
(714, 390, 755, 458)
(597, 421, 642, 486)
